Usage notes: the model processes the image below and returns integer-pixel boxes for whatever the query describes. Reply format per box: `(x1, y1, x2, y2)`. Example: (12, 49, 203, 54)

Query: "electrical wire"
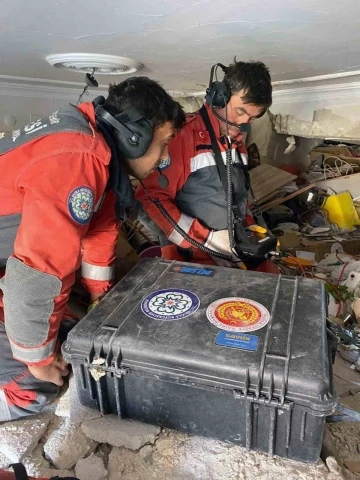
(77, 85, 89, 105)
(322, 156, 358, 180)
(336, 261, 349, 286)
(77, 68, 97, 105)
(286, 255, 307, 277)
(222, 93, 235, 251)
(139, 181, 235, 261)
(284, 254, 343, 315)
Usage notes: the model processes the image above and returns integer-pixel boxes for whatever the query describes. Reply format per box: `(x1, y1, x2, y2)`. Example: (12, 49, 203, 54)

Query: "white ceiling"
(2, 0, 360, 93)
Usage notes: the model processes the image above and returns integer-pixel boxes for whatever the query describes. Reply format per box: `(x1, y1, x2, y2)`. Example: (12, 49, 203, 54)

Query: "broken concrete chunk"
(75, 453, 108, 480)
(139, 445, 153, 459)
(82, 416, 160, 450)
(107, 448, 148, 480)
(326, 456, 343, 474)
(44, 418, 97, 470)
(22, 443, 51, 477)
(0, 416, 50, 463)
(55, 386, 71, 418)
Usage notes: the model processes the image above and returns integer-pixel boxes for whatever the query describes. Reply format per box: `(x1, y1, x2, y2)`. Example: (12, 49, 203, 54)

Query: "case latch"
(233, 389, 293, 410)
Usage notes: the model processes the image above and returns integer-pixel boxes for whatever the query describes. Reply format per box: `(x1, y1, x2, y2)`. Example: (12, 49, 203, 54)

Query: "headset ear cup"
(206, 81, 231, 108)
(114, 119, 153, 160)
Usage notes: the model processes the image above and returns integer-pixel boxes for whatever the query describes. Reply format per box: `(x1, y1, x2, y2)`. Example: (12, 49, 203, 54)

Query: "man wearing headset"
(136, 60, 276, 270)
(0, 77, 185, 421)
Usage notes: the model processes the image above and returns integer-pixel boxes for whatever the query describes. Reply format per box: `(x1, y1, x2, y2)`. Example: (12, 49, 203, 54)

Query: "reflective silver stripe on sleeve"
(81, 261, 115, 281)
(240, 153, 248, 165)
(190, 150, 243, 173)
(168, 213, 194, 246)
(9, 337, 57, 363)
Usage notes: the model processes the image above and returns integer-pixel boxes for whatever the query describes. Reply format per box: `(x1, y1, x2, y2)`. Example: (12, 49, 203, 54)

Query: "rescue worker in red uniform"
(0, 77, 185, 421)
(136, 61, 277, 273)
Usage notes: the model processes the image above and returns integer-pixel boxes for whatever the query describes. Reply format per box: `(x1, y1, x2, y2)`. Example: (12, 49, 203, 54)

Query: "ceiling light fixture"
(46, 53, 142, 75)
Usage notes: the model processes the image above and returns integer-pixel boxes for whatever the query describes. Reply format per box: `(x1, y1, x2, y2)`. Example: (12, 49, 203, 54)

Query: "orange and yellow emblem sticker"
(207, 297, 270, 332)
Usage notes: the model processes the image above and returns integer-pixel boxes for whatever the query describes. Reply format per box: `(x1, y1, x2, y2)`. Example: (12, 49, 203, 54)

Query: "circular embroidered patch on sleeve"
(158, 156, 171, 170)
(141, 289, 200, 321)
(206, 297, 270, 332)
(68, 186, 94, 225)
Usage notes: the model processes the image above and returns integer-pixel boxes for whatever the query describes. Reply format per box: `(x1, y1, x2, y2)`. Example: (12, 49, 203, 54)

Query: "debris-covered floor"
(0, 373, 358, 480)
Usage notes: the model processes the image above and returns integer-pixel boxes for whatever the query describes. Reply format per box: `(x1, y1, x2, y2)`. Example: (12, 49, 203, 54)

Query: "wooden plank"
(256, 190, 282, 206)
(259, 183, 316, 213)
(249, 164, 297, 204)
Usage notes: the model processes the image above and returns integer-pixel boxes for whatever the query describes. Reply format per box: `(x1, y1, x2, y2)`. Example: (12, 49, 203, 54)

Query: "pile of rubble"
(0, 378, 351, 480)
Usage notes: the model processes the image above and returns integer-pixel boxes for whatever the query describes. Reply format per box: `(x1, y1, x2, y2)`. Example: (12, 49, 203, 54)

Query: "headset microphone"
(211, 107, 251, 134)
(157, 167, 169, 188)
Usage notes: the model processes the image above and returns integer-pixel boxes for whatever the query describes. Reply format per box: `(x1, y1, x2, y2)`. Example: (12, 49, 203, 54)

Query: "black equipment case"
(63, 259, 336, 463)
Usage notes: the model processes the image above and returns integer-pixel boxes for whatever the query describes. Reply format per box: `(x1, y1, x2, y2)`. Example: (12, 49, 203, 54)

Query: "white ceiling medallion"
(46, 53, 142, 75)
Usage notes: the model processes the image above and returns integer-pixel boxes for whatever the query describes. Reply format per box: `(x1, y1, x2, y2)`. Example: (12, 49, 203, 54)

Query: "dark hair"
(104, 76, 186, 130)
(223, 60, 272, 109)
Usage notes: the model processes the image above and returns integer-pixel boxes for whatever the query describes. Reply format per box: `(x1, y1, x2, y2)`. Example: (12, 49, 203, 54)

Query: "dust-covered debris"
(107, 429, 343, 480)
(44, 417, 98, 470)
(95, 443, 112, 469)
(55, 385, 70, 418)
(75, 452, 108, 480)
(139, 445, 153, 459)
(0, 416, 50, 463)
(328, 423, 360, 461)
(22, 443, 51, 477)
(82, 416, 160, 450)
(328, 422, 360, 477)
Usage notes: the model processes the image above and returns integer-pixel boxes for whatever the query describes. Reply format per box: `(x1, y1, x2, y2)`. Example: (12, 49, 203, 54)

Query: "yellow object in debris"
(248, 225, 267, 234)
(322, 190, 360, 230)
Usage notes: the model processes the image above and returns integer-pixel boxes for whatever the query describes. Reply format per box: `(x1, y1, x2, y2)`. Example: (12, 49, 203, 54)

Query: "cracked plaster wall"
(272, 106, 360, 142)
(270, 78, 360, 142)
(247, 112, 322, 172)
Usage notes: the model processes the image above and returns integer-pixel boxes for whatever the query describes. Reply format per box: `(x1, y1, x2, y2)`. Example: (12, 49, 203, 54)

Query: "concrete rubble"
(44, 417, 98, 470)
(22, 444, 51, 477)
(81, 416, 161, 450)
(55, 384, 71, 418)
(107, 430, 344, 480)
(75, 453, 108, 480)
(0, 386, 354, 480)
(0, 416, 50, 463)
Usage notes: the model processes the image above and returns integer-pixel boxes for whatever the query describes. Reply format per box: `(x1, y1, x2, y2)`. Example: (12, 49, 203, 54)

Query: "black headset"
(205, 63, 231, 108)
(94, 96, 153, 160)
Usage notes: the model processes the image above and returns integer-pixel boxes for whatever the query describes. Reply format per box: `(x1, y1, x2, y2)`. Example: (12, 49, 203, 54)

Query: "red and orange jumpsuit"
(0, 102, 120, 420)
(136, 103, 277, 273)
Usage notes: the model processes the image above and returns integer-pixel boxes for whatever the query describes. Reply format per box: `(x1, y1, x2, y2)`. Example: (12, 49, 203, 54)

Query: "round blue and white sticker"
(141, 289, 200, 321)
(158, 156, 171, 170)
(68, 186, 94, 225)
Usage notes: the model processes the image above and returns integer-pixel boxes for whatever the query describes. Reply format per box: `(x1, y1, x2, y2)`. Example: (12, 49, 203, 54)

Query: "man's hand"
(28, 350, 69, 386)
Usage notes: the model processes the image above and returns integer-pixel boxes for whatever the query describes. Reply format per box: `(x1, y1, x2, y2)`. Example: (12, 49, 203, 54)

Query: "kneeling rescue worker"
(0, 77, 185, 421)
(136, 60, 279, 273)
